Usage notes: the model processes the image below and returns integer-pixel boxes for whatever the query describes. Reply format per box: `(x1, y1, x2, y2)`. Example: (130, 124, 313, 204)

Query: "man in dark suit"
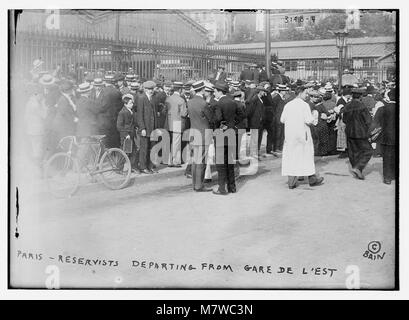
(187, 81, 214, 192)
(213, 81, 245, 195)
(251, 64, 260, 85)
(214, 66, 227, 82)
(137, 81, 158, 174)
(247, 86, 265, 158)
(96, 75, 122, 148)
(271, 84, 289, 154)
(373, 88, 396, 184)
(117, 94, 139, 171)
(240, 64, 254, 82)
(258, 65, 269, 83)
(342, 87, 373, 180)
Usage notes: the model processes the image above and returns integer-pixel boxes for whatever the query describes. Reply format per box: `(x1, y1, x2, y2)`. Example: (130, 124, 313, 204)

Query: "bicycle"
(44, 135, 132, 198)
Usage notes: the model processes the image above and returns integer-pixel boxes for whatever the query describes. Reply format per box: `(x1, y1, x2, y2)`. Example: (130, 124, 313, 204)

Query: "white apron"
(280, 98, 315, 176)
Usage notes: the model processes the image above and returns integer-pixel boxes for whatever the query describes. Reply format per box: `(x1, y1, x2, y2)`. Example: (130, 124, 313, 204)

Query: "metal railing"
(11, 29, 265, 82)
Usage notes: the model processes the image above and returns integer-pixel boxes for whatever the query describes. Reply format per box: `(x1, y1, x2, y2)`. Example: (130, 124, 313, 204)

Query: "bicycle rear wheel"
(44, 153, 80, 198)
(98, 148, 132, 190)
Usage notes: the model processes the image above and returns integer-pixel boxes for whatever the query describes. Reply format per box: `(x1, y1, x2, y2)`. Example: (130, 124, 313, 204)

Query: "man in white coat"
(280, 85, 324, 189)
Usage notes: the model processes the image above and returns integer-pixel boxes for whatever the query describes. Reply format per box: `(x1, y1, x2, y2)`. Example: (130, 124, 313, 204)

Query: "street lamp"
(333, 29, 349, 91)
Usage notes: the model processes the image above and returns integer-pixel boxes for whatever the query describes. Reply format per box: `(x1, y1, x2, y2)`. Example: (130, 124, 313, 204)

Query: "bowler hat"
(214, 81, 229, 93)
(233, 90, 242, 97)
(351, 87, 366, 94)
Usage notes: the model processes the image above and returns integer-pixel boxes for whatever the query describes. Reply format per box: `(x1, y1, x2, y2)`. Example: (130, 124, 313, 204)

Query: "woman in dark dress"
(310, 91, 330, 156)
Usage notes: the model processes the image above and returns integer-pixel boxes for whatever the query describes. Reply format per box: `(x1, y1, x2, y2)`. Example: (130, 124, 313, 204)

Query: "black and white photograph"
(5, 3, 403, 293)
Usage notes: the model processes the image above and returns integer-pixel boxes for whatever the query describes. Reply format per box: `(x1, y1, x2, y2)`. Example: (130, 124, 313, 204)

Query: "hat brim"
(193, 85, 205, 91)
(39, 77, 56, 86)
(78, 85, 94, 93)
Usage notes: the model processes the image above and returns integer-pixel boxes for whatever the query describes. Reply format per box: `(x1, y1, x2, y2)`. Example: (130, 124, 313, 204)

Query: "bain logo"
(363, 241, 386, 261)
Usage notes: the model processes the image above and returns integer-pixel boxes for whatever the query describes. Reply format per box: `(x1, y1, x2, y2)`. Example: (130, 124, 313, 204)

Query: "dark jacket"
(259, 70, 269, 83)
(252, 69, 260, 84)
(137, 93, 157, 137)
(116, 106, 137, 141)
(247, 95, 264, 129)
(96, 85, 123, 132)
(361, 95, 376, 112)
(342, 98, 373, 139)
(214, 95, 245, 130)
(234, 100, 247, 129)
(373, 101, 396, 145)
(240, 69, 253, 81)
(271, 93, 285, 121)
(152, 90, 167, 129)
(76, 96, 99, 136)
(187, 94, 213, 146)
(261, 92, 274, 123)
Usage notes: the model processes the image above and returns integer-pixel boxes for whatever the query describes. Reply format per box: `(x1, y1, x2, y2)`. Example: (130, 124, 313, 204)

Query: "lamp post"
(334, 29, 348, 91)
(265, 9, 271, 79)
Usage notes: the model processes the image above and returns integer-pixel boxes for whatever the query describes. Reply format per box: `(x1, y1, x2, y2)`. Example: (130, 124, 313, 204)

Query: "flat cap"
(143, 80, 156, 89)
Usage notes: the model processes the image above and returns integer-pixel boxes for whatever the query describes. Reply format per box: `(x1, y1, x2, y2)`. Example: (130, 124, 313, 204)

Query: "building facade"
(215, 36, 396, 82)
(15, 9, 209, 45)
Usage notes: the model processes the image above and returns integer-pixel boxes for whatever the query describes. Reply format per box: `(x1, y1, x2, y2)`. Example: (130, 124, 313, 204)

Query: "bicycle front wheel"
(98, 148, 132, 190)
(44, 153, 80, 198)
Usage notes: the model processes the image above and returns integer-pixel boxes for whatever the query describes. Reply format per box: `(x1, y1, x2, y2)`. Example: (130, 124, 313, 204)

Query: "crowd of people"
(22, 58, 397, 196)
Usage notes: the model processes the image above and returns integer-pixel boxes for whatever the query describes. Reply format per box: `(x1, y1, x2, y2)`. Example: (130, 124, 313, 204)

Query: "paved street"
(10, 150, 395, 289)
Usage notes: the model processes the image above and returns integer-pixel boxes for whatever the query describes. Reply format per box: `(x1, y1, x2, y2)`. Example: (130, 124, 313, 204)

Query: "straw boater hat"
(276, 84, 289, 91)
(93, 78, 104, 87)
(173, 81, 184, 89)
(77, 82, 94, 93)
(125, 74, 136, 82)
(324, 83, 333, 92)
(204, 82, 214, 92)
(318, 87, 327, 96)
(129, 82, 140, 90)
(38, 74, 56, 86)
(230, 80, 240, 88)
(104, 75, 115, 84)
(192, 80, 205, 91)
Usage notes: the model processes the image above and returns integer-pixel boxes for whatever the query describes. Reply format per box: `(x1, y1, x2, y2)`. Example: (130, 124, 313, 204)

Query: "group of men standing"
(23, 62, 397, 193)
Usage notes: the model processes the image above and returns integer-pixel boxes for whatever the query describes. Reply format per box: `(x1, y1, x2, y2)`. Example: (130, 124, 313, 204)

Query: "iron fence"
(284, 66, 391, 83)
(11, 29, 265, 82)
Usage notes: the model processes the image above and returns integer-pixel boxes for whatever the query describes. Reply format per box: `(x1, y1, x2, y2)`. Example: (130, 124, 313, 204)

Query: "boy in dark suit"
(117, 94, 139, 171)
